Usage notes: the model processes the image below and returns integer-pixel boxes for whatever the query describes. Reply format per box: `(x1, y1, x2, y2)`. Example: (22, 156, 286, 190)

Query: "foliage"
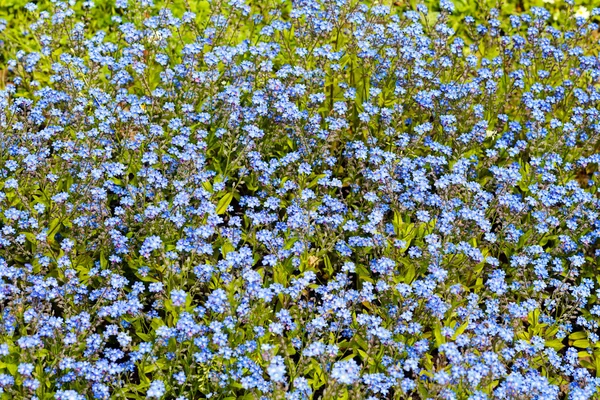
(1, 0, 600, 399)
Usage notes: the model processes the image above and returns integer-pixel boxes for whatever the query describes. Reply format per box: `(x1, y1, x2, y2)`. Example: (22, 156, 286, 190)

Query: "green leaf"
(47, 217, 62, 243)
(452, 322, 469, 340)
(354, 334, 369, 351)
(545, 339, 565, 351)
(569, 331, 588, 340)
(216, 192, 234, 214)
(573, 339, 591, 349)
(4, 363, 17, 375)
(323, 254, 333, 275)
(136, 332, 152, 342)
(221, 241, 235, 257)
(433, 323, 445, 348)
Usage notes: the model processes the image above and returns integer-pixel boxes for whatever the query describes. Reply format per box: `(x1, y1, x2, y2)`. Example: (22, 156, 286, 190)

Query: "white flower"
(575, 6, 590, 20)
(148, 31, 164, 45)
(486, 129, 497, 138)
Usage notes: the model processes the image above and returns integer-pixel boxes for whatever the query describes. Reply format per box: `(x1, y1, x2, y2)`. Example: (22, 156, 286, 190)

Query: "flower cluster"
(1, 0, 600, 399)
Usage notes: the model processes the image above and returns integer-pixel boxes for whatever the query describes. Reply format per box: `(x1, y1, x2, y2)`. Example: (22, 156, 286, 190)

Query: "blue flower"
(267, 355, 286, 383)
(331, 359, 360, 385)
(146, 380, 166, 398)
(170, 289, 187, 307)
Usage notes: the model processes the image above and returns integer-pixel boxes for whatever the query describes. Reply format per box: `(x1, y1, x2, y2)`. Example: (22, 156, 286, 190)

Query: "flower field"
(1, 0, 600, 398)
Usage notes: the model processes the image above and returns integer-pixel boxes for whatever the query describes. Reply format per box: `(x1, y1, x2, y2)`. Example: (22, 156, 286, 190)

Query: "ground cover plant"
(2, 0, 600, 398)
